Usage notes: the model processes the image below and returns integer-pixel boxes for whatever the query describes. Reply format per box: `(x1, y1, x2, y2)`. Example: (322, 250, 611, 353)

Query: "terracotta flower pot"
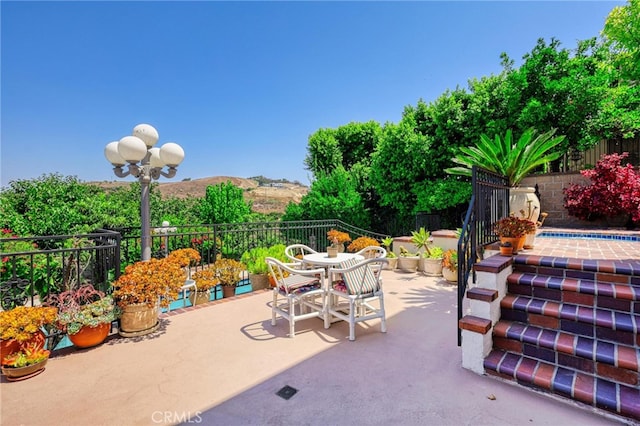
(500, 236, 525, 254)
(0, 340, 20, 363)
(1, 356, 48, 381)
(68, 323, 110, 349)
(222, 286, 236, 298)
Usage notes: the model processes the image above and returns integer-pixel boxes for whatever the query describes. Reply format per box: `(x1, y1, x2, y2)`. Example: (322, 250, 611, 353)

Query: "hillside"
(91, 176, 308, 214)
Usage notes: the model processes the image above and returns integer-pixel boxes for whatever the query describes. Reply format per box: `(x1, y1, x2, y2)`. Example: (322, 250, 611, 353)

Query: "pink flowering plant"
(563, 153, 640, 225)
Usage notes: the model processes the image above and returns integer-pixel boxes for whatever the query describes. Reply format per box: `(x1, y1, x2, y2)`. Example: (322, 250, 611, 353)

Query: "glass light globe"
(148, 147, 165, 168)
(159, 142, 185, 167)
(118, 136, 148, 163)
(104, 141, 125, 166)
(133, 124, 159, 148)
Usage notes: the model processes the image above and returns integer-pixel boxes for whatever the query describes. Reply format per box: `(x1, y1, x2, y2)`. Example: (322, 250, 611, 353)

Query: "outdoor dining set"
(266, 244, 388, 341)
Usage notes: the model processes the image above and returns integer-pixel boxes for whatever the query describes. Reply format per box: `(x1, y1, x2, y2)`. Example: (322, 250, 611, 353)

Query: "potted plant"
(1, 342, 51, 381)
(493, 215, 536, 254)
(326, 229, 351, 253)
(211, 258, 246, 298)
(112, 249, 190, 336)
(0, 306, 57, 363)
(241, 247, 270, 291)
(381, 236, 397, 270)
(441, 249, 458, 283)
(499, 241, 513, 256)
(397, 246, 420, 273)
(347, 236, 380, 256)
(411, 227, 443, 275)
(190, 268, 219, 306)
(45, 284, 121, 349)
(422, 246, 444, 277)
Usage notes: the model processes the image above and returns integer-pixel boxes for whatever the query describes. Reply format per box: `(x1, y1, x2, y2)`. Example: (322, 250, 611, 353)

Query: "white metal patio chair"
(354, 246, 387, 258)
(266, 257, 329, 338)
(285, 244, 319, 268)
(354, 246, 387, 277)
(327, 257, 389, 341)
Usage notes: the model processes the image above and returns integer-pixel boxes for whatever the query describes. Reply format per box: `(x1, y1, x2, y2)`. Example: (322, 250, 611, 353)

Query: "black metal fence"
(457, 167, 509, 345)
(0, 230, 121, 310)
(1, 220, 388, 309)
(111, 219, 389, 269)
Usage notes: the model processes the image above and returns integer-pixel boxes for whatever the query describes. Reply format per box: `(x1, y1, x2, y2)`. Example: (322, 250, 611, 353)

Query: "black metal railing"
(111, 219, 389, 269)
(457, 167, 509, 345)
(1, 220, 389, 311)
(0, 229, 121, 310)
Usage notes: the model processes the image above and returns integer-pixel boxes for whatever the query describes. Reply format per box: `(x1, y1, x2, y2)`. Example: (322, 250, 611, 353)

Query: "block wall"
(520, 173, 610, 228)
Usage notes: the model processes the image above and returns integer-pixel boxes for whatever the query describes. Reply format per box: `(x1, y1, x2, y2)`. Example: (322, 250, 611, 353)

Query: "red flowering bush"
(563, 153, 640, 224)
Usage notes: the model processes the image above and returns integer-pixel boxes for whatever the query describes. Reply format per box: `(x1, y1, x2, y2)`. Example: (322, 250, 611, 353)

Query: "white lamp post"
(104, 124, 185, 261)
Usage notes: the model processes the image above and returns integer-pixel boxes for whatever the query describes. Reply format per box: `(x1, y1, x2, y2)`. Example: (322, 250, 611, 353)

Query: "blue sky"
(1, 1, 623, 188)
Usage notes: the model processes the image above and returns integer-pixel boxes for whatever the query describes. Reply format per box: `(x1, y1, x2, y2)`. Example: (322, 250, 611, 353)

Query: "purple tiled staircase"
(483, 254, 640, 422)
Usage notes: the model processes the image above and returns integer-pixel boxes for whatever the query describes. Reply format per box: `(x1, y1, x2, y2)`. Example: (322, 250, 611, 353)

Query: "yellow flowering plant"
(327, 229, 351, 245)
(167, 248, 201, 268)
(0, 306, 57, 342)
(211, 258, 246, 287)
(113, 252, 189, 309)
(347, 236, 380, 253)
(191, 268, 219, 292)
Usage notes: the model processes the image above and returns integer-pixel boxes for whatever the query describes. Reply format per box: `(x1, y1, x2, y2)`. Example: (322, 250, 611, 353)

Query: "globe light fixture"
(104, 124, 184, 261)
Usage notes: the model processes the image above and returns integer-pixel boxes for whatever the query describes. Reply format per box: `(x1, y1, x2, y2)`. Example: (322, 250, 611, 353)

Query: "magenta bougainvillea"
(563, 153, 640, 224)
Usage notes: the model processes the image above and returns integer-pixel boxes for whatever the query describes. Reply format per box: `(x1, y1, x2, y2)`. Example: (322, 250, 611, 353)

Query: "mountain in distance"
(91, 175, 309, 214)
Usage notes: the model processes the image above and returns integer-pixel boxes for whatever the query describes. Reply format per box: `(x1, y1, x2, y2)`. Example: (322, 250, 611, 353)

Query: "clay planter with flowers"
(0, 306, 57, 364)
(1, 342, 51, 381)
(493, 216, 536, 254)
(190, 268, 219, 306)
(211, 258, 246, 298)
(113, 249, 195, 337)
(45, 284, 121, 349)
(327, 229, 351, 254)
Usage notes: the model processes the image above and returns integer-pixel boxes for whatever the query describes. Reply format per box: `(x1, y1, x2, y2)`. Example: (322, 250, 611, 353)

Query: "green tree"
(370, 119, 432, 217)
(602, 0, 640, 83)
(198, 181, 252, 224)
(304, 128, 342, 177)
(282, 167, 370, 228)
(0, 174, 103, 235)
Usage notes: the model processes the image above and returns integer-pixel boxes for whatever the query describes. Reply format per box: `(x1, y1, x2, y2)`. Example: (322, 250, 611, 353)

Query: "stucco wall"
(520, 173, 610, 228)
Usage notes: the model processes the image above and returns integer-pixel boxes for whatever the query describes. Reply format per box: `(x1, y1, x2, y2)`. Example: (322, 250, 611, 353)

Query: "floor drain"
(276, 385, 298, 400)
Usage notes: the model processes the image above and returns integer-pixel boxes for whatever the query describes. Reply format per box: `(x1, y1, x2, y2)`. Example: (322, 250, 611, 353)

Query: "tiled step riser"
(514, 264, 640, 287)
(484, 350, 640, 420)
(507, 282, 640, 315)
(493, 336, 640, 386)
(501, 307, 640, 347)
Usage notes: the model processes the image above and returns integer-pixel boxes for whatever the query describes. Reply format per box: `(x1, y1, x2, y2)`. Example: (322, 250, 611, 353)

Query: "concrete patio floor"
(1, 233, 638, 425)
